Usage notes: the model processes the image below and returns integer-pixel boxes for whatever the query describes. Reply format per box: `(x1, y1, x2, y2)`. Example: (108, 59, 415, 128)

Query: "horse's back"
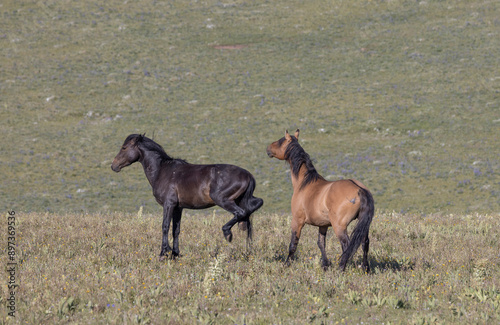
(293, 179, 367, 226)
(323, 179, 369, 207)
(346, 179, 369, 191)
(213, 163, 253, 176)
(170, 162, 250, 177)
(300, 178, 361, 199)
(330, 178, 368, 193)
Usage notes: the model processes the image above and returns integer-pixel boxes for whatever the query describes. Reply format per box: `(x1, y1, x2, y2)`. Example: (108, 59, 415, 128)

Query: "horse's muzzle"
(111, 164, 121, 172)
(266, 149, 274, 158)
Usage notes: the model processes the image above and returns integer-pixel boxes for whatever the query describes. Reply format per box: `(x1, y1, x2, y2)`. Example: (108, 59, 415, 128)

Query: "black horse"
(111, 134, 263, 261)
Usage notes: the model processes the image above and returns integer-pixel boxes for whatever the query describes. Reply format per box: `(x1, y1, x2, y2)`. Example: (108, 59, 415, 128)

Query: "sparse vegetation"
(1, 0, 499, 323)
(1, 211, 499, 324)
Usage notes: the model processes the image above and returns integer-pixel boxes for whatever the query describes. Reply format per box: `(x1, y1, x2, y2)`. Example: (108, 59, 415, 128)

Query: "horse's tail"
(339, 187, 374, 271)
(237, 175, 264, 235)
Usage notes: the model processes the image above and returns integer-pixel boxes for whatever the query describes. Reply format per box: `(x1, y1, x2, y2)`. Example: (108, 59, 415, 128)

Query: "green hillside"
(1, 0, 499, 215)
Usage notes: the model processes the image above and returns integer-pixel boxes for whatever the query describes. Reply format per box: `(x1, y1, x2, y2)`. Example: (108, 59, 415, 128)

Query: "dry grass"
(1, 210, 499, 324)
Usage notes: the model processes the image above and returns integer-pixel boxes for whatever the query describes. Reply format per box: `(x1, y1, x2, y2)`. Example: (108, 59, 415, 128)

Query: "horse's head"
(266, 129, 299, 160)
(111, 134, 144, 172)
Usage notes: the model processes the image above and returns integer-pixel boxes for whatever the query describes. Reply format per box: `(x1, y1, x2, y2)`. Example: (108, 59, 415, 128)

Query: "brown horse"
(267, 129, 374, 272)
(112, 134, 263, 261)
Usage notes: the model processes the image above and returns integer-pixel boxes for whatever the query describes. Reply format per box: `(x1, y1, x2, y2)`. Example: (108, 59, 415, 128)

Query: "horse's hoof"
(159, 255, 167, 262)
(224, 232, 233, 242)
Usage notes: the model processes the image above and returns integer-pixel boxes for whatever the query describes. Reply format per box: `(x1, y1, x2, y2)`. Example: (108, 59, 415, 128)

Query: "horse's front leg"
(171, 207, 183, 258)
(285, 218, 304, 266)
(159, 205, 174, 261)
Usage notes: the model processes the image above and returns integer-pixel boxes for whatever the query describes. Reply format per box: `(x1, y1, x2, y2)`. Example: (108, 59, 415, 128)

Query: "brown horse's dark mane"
(284, 136, 323, 190)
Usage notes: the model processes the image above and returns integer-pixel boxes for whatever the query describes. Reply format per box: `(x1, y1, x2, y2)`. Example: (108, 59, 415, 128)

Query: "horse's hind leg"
(246, 197, 264, 214)
(333, 226, 350, 268)
(238, 196, 263, 242)
(317, 226, 331, 270)
(362, 235, 370, 273)
(242, 218, 253, 250)
(216, 200, 248, 242)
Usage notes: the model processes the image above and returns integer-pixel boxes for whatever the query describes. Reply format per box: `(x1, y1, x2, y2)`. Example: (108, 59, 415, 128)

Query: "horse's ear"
(285, 129, 291, 140)
(131, 133, 144, 145)
(294, 129, 300, 139)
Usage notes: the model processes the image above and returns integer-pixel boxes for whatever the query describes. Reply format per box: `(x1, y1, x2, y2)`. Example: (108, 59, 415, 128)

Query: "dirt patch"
(212, 44, 248, 50)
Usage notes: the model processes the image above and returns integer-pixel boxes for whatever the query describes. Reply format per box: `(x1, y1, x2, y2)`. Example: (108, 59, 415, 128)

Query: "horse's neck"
(289, 162, 308, 191)
(140, 151, 164, 186)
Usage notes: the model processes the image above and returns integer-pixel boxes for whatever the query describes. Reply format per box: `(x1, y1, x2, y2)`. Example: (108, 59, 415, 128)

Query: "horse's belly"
(177, 192, 215, 209)
(176, 178, 215, 208)
(180, 202, 216, 210)
(305, 218, 331, 227)
(304, 209, 331, 227)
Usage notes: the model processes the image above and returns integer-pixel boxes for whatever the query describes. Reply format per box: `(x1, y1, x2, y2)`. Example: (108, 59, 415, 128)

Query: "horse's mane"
(284, 136, 323, 190)
(127, 134, 187, 164)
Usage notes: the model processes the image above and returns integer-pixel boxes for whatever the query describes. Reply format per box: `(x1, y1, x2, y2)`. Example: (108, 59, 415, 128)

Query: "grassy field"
(1, 0, 499, 323)
(1, 211, 499, 324)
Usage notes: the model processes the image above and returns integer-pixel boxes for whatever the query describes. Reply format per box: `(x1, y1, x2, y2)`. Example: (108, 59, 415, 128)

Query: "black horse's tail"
(339, 187, 374, 270)
(237, 176, 264, 235)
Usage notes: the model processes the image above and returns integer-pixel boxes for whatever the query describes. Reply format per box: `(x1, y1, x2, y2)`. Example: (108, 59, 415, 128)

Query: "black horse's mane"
(284, 136, 323, 190)
(126, 134, 188, 164)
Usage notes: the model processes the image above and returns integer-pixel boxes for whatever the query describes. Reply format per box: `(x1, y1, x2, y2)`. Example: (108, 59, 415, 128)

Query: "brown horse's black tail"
(339, 188, 374, 270)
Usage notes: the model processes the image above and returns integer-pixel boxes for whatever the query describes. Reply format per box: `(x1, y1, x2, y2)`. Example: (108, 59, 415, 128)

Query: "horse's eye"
(122, 147, 126, 150)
